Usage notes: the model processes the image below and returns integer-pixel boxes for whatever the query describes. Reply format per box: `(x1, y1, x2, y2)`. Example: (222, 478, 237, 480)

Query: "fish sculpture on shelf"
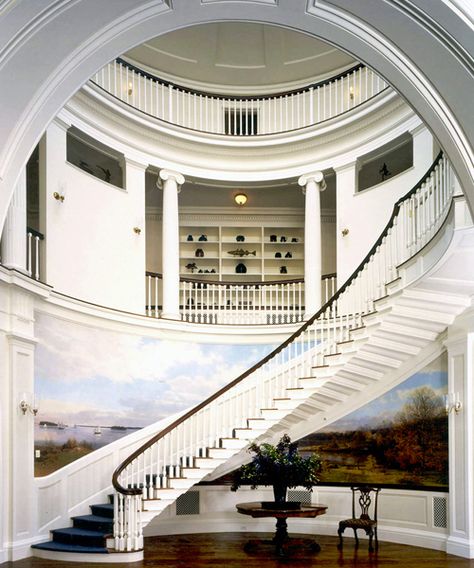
(227, 249, 257, 257)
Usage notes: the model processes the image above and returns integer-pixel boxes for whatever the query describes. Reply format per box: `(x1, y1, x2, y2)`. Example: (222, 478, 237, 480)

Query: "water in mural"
(34, 313, 275, 476)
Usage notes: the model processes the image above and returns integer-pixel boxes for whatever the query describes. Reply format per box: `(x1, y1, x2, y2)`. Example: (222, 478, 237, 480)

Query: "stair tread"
(31, 541, 108, 554)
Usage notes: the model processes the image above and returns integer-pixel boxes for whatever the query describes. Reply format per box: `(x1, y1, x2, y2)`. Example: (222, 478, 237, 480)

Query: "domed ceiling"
(124, 22, 356, 95)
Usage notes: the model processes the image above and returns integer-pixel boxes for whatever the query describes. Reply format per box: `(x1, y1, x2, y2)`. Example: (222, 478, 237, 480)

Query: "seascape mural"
(299, 352, 448, 489)
(34, 313, 274, 476)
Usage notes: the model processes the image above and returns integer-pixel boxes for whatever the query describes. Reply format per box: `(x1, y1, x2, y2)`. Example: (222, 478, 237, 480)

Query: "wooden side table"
(236, 501, 327, 557)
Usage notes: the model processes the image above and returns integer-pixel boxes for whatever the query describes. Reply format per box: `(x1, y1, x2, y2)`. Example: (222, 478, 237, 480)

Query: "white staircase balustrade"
(112, 153, 455, 553)
(91, 60, 389, 136)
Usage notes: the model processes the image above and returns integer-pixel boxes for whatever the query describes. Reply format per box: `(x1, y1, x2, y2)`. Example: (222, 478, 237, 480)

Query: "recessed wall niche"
(357, 133, 413, 192)
(66, 127, 124, 189)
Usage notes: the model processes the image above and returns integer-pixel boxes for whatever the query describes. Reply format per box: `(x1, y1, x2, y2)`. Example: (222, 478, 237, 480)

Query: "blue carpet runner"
(32, 499, 114, 554)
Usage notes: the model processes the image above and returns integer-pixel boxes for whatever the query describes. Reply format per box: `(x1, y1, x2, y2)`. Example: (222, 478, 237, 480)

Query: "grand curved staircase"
(32, 154, 474, 562)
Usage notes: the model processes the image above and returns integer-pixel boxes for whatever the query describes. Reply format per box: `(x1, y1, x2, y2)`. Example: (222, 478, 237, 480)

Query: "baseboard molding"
(145, 514, 448, 553)
(31, 548, 144, 564)
(446, 536, 474, 558)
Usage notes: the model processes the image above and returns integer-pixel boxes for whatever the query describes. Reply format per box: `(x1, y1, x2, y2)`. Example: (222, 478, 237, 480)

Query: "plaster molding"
(145, 206, 336, 223)
(60, 87, 417, 182)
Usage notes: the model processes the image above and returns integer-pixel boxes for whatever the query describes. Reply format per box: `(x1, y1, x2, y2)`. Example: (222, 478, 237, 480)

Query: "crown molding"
(145, 205, 336, 223)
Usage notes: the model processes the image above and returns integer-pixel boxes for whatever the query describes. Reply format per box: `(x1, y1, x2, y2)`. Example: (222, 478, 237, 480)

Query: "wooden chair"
(337, 486, 381, 552)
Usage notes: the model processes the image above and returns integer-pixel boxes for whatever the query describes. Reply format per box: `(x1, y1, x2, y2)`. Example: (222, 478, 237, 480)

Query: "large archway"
(0, 0, 472, 229)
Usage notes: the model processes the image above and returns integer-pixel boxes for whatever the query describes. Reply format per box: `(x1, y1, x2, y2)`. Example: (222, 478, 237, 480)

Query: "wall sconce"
(19, 394, 38, 416)
(349, 86, 354, 100)
(128, 82, 133, 96)
(53, 191, 65, 202)
(445, 392, 462, 414)
(341, 228, 349, 237)
(133, 227, 141, 235)
(234, 193, 248, 206)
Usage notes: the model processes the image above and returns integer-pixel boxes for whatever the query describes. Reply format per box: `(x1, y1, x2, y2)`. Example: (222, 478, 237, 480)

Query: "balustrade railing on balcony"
(114, 153, 454, 552)
(27, 228, 43, 281)
(145, 273, 337, 325)
(91, 59, 389, 136)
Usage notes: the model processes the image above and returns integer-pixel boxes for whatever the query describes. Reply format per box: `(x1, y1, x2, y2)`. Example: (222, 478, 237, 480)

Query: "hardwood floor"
(7, 534, 474, 568)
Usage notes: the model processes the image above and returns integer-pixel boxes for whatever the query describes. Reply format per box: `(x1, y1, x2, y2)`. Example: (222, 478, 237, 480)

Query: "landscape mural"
(299, 352, 448, 489)
(34, 313, 274, 476)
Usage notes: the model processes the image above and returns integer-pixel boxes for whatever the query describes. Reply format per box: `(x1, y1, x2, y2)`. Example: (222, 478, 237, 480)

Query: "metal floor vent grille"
(288, 490, 312, 505)
(433, 496, 447, 528)
(176, 491, 200, 515)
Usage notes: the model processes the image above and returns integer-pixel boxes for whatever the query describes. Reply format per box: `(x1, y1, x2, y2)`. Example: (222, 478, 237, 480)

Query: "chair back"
(351, 486, 381, 522)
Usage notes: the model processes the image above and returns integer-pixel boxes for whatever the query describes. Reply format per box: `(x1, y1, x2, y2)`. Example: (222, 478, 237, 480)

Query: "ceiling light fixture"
(234, 193, 248, 206)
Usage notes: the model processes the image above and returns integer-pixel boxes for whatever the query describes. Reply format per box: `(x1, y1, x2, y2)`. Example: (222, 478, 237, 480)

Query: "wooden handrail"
(114, 152, 444, 496)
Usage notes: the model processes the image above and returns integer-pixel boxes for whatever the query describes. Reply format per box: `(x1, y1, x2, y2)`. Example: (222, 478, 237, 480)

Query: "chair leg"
(353, 528, 359, 548)
(337, 526, 344, 550)
(374, 526, 378, 551)
(368, 529, 374, 553)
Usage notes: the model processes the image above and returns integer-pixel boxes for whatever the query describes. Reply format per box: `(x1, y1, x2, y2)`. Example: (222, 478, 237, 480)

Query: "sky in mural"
(319, 355, 447, 433)
(35, 313, 275, 429)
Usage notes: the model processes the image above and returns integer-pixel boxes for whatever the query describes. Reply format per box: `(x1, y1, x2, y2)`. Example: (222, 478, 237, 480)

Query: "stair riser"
(220, 438, 248, 450)
(51, 532, 105, 548)
(73, 519, 113, 533)
(90, 505, 114, 519)
(181, 467, 214, 479)
(193, 457, 226, 468)
(168, 478, 195, 489)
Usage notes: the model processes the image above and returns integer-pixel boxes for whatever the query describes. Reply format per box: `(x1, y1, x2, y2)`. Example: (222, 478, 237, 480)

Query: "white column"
(159, 169, 184, 320)
(445, 327, 474, 558)
(1, 169, 27, 272)
(298, 171, 326, 318)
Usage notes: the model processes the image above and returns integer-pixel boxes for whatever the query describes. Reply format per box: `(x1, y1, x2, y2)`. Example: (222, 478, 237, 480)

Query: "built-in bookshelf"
(180, 225, 304, 281)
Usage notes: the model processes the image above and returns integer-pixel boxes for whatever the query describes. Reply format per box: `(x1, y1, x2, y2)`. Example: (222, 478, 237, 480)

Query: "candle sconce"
(445, 392, 462, 414)
(19, 393, 38, 416)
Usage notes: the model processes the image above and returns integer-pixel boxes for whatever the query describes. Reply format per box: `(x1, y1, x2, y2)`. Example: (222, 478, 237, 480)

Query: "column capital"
(298, 171, 326, 192)
(158, 169, 185, 188)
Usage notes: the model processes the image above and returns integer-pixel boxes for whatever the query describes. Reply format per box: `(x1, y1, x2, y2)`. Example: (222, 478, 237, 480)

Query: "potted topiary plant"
(231, 434, 322, 509)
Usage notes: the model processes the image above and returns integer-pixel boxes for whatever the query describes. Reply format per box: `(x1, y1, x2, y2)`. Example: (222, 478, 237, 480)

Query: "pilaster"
(1, 169, 27, 273)
(445, 324, 474, 558)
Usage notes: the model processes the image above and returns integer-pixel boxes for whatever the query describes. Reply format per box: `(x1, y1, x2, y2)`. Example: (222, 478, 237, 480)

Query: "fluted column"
(1, 169, 27, 272)
(298, 171, 326, 319)
(158, 169, 184, 320)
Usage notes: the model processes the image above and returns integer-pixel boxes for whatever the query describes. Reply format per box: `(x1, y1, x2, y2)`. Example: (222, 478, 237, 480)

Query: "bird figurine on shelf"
(227, 249, 257, 257)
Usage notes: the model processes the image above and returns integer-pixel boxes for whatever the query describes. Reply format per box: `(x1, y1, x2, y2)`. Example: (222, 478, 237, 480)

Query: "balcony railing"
(27, 228, 43, 280)
(91, 59, 389, 136)
(146, 273, 337, 325)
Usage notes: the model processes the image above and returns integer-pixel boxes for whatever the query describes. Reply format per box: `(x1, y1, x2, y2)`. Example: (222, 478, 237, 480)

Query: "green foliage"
(231, 434, 322, 492)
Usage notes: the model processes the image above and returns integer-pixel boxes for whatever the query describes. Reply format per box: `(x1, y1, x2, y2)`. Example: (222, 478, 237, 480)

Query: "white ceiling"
(124, 22, 356, 95)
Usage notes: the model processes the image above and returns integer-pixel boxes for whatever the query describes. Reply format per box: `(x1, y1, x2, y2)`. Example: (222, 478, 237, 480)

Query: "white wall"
(336, 126, 434, 284)
(145, 484, 449, 553)
(40, 120, 146, 312)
